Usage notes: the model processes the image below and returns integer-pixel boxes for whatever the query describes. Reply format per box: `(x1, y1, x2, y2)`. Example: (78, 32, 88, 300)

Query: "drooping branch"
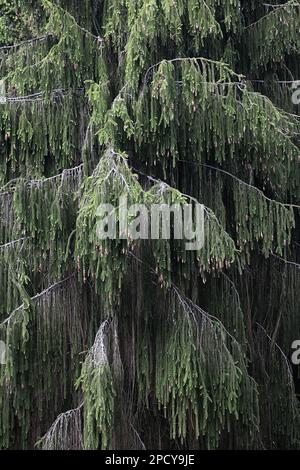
(0, 274, 87, 449)
(37, 403, 84, 450)
(244, 1, 300, 70)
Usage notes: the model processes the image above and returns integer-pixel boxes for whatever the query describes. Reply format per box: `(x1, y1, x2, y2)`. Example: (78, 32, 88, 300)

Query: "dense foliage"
(0, 0, 299, 450)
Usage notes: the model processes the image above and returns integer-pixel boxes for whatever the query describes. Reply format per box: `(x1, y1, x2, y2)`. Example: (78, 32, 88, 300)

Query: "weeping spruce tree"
(0, 0, 300, 450)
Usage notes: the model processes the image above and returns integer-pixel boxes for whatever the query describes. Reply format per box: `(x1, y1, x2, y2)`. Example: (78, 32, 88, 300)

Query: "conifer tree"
(0, 0, 300, 450)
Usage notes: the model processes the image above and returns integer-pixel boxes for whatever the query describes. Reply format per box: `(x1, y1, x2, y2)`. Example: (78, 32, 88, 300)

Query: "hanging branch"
(0, 190, 15, 245)
(177, 159, 296, 262)
(253, 323, 300, 448)
(0, 275, 74, 327)
(91, 56, 300, 196)
(244, 1, 300, 70)
(40, 317, 123, 451)
(76, 319, 117, 450)
(271, 252, 300, 268)
(0, 164, 84, 193)
(0, 238, 27, 251)
(0, 91, 88, 184)
(0, 35, 51, 52)
(0, 237, 30, 321)
(75, 148, 237, 307)
(125, 251, 259, 449)
(3, 87, 85, 103)
(36, 403, 84, 450)
(0, 163, 83, 315)
(103, 0, 241, 91)
(0, 0, 299, 452)
(0, 274, 87, 450)
(10, 162, 83, 279)
(1, 0, 104, 96)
